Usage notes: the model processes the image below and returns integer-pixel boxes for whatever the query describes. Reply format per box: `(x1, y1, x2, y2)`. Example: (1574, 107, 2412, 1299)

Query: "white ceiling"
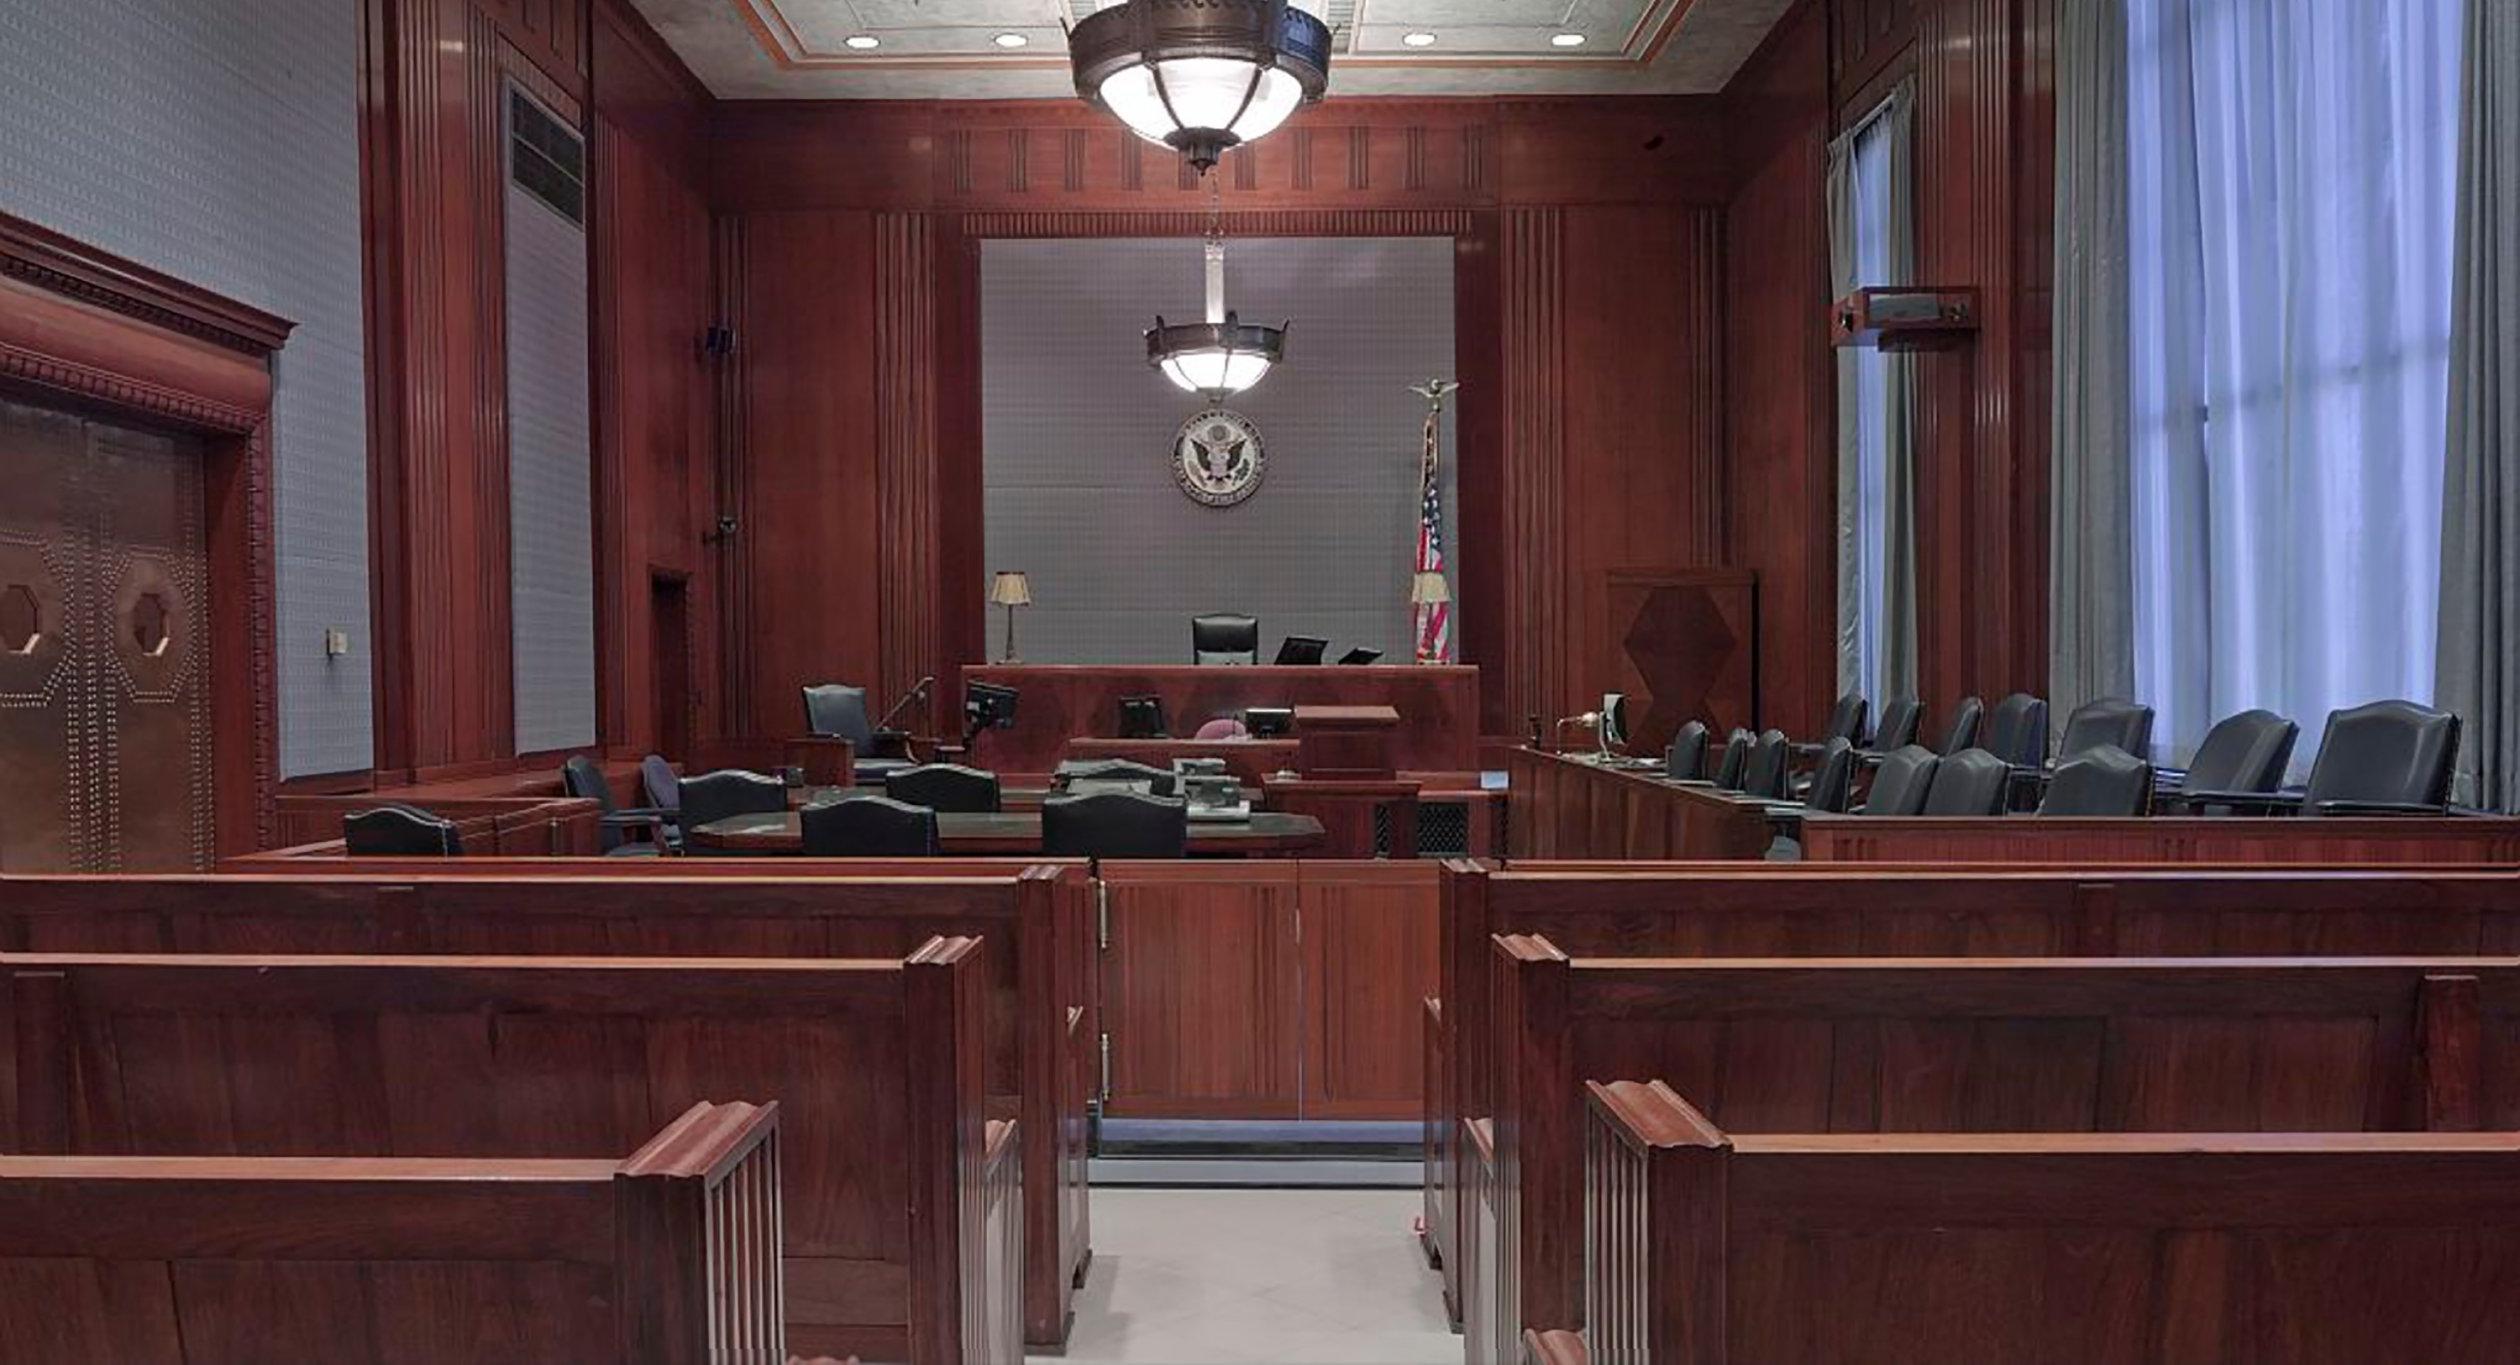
(627, 0, 1798, 99)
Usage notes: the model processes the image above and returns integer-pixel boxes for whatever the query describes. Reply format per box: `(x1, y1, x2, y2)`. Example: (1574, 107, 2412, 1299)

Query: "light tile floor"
(1033, 1187, 1460, 1365)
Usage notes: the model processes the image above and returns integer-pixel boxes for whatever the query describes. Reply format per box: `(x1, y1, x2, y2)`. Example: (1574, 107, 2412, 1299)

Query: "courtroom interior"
(1, 0, 2516, 1360)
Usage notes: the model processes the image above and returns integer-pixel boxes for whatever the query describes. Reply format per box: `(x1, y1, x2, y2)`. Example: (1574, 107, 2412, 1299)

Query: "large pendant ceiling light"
(1147, 181, 1287, 398)
(1069, 0, 1332, 174)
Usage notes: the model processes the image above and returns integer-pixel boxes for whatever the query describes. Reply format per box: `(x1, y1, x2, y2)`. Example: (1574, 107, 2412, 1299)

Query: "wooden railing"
(970, 1119, 1025, 1364)
(0, 1100, 784, 1363)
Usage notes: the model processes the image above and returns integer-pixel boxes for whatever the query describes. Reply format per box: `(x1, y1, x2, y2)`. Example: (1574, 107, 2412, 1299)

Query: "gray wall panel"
(982, 236, 1457, 665)
(0, 0, 372, 776)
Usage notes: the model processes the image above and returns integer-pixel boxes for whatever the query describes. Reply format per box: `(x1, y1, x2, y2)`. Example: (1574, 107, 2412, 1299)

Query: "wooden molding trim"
(0, 212, 294, 356)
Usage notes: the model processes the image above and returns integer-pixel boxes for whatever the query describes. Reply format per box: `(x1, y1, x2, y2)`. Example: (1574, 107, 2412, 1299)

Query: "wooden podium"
(1275, 706, 1419, 857)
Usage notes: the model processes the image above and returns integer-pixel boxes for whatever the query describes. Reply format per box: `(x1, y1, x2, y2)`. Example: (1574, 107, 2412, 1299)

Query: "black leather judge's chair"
(344, 804, 462, 857)
(2058, 698, 2156, 762)
(885, 763, 1003, 813)
(1859, 746, 1940, 815)
(801, 683, 916, 784)
(1739, 730, 1793, 800)
(1665, 720, 1711, 781)
(2039, 746, 2155, 817)
(799, 794, 939, 857)
(1710, 729, 1755, 792)
(2297, 701, 2461, 816)
(1871, 698, 1924, 752)
(1931, 695, 1985, 756)
(561, 755, 668, 855)
(1804, 738, 1859, 814)
(1043, 791, 1190, 859)
(1193, 613, 1261, 665)
(1922, 748, 2011, 816)
(2171, 709, 2299, 810)
(676, 769, 787, 855)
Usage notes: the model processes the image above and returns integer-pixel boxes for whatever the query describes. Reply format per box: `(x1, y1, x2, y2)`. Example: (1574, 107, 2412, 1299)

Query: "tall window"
(2127, 0, 2461, 762)
(1843, 103, 1900, 705)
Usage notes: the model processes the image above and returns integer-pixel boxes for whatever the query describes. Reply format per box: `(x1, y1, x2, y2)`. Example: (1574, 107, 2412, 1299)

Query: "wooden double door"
(0, 398, 213, 870)
(1098, 860, 1440, 1120)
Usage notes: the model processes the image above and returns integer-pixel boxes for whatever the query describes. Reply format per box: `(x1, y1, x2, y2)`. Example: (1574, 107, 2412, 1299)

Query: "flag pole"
(1408, 379, 1461, 664)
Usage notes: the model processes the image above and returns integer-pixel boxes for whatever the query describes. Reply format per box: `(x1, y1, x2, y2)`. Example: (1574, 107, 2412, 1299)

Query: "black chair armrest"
(603, 806, 673, 823)
(2310, 800, 2453, 818)
(2171, 789, 2302, 816)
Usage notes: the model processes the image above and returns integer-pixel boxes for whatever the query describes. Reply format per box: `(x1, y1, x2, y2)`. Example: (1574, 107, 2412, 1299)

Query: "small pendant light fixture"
(1147, 177, 1288, 399)
(1069, 0, 1332, 174)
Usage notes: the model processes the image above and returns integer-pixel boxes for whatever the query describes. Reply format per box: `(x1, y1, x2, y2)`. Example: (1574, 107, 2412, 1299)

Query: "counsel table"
(689, 808, 1328, 855)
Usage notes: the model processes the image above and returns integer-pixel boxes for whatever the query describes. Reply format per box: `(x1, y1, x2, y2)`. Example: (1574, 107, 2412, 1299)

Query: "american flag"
(1412, 384, 1454, 663)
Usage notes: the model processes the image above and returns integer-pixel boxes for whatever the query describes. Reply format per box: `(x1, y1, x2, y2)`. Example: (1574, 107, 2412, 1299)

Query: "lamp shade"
(1410, 571, 1451, 606)
(1070, 0, 1332, 172)
(990, 571, 1034, 607)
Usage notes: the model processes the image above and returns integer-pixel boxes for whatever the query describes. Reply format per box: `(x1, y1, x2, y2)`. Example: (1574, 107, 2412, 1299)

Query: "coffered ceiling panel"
(628, 0, 1796, 98)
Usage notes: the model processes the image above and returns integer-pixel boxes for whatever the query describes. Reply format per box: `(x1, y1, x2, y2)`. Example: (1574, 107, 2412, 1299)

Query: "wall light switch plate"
(324, 628, 351, 658)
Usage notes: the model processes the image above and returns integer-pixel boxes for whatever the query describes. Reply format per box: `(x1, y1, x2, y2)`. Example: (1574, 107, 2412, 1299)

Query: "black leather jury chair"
(343, 804, 462, 856)
(801, 683, 915, 784)
(637, 754, 685, 852)
(1984, 693, 2050, 768)
(1823, 693, 1870, 745)
(676, 769, 787, 854)
(1861, 747, 1940, 815)
(1871, 698, 1924, 752)
(1922, 748, 2011, 816)
(884, 763, 1003, 813)
(2057, 698, 2156, 762)
(1932, 696, 1985, 756)
(2040, 746, 2155, 817)
(1739, 730, 1793, 800)
(1804, 738, 1859, 814)
(1043, 791, 1190, 859)
(561, 755, 667, 855)
(1192, 613, 1260, 665)
(800, 794, 939, 857)
(2172, 709, 2299, 810)
(2297, 701, 2461, 816)
(1665, 720, 1711, 781)
(1710, 729, 1755, 791)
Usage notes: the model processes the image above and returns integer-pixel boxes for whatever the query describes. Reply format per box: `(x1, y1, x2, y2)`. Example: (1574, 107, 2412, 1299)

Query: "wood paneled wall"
(707, 98, 1735, 743)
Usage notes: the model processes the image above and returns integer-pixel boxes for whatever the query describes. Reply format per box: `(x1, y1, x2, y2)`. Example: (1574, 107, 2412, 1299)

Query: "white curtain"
(2127, 0, 2462, 764)
(1831, 85, 1917, 711)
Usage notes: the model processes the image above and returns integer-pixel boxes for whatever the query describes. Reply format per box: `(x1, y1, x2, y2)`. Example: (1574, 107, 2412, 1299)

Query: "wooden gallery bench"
(1524, 1081, 2520, 1364)
(1469, 942, 2520, 1361)
(0, 866, 1092, 1349)
(1422, 860, 2520, 1318)
(1, 942, 1018, 1365)
(0, 1100, 785, 1364)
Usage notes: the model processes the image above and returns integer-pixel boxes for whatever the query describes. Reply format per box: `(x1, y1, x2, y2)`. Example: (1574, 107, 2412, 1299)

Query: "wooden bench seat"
(1528, 1080, 2520, 1364)
(1424, 860, 2520, 1317)
(1475, 941, 2520, 1355)
(1, 941, 1017, 1364)
(0, 867, 1091, 1348)
(0, 1100, 784, 1364)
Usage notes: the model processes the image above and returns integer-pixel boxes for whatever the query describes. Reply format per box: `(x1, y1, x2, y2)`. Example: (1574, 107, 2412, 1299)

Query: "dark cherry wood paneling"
(1724, 2, 1839, 736)
(1798, 815, 2520, 865)
(1301, 861, 1443, 1119)
(1100, 861, 1305, 1118)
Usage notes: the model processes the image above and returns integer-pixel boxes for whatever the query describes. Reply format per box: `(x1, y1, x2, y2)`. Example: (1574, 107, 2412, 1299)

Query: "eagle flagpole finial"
(1409, 378, 1462, 411)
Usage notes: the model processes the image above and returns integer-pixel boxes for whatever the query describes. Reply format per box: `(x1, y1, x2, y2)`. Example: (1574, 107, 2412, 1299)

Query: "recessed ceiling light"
(1550, 31, 1587, 47)
(844, 33, 880, 50)
(1401, 30, 1438, 47)
(993, 31, 1030, 48)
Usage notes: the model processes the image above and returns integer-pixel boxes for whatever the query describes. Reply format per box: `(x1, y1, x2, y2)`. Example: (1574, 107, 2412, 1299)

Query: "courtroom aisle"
(1033, 1188, 1457, 1364)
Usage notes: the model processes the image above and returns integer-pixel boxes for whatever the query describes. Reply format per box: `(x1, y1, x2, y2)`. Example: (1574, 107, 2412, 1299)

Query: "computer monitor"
(1118, 694, 1169, 739)
(1600, 692, 1631, 750)
(1244, 706, 1295, 737)
(1273, 636, 1329, 666)
(1337, 647, 1383, 665)
(961, 681, 1020, 747)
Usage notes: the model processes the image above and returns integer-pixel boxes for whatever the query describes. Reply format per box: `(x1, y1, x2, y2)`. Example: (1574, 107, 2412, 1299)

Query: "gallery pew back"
(1522, 1081, 2520, 1365)
(1480, 941, 2520, 1355)
(1426, 860, 2520, 1314)
(0, 866, 1091, 1348)
(0, 1100, 786, 1365)
(1, 942, 1015, 1365)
